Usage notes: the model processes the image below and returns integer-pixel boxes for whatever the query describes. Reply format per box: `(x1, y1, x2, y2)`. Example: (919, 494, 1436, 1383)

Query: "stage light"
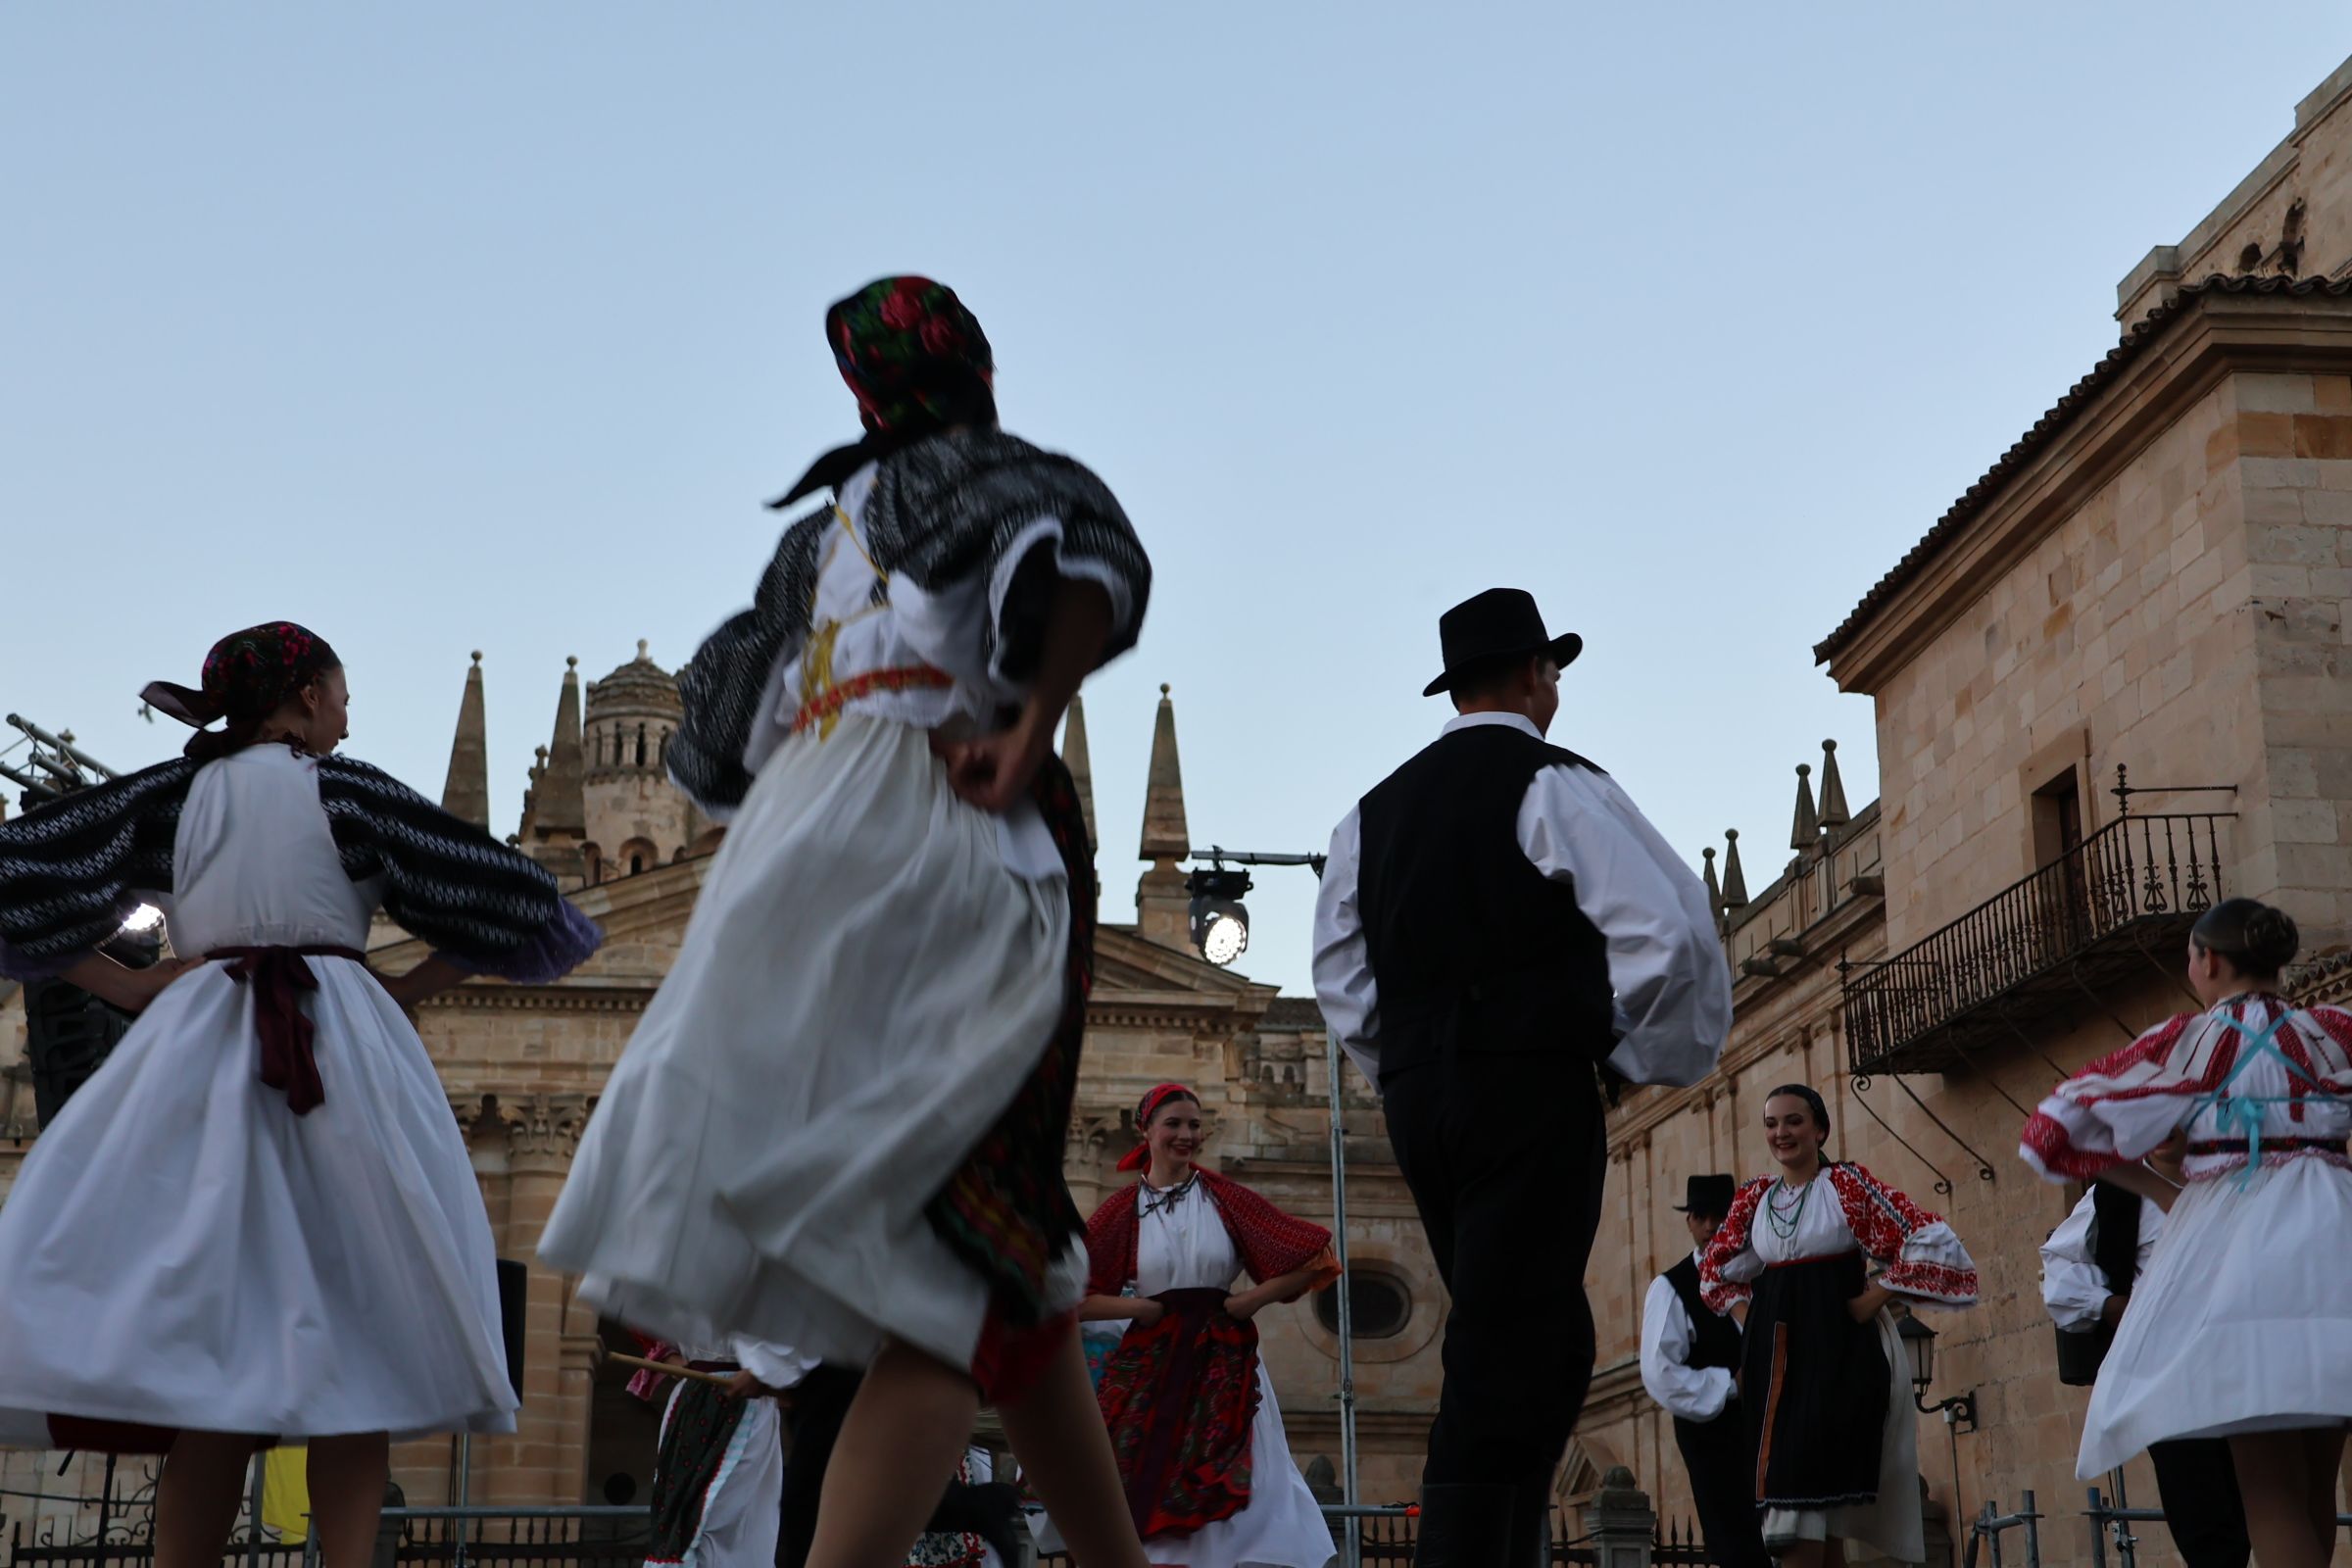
(1186, 866, 1253, 967)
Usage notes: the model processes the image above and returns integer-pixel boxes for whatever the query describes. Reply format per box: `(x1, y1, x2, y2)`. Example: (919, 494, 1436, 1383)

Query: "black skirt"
(1741, 1250, 1889, 1511)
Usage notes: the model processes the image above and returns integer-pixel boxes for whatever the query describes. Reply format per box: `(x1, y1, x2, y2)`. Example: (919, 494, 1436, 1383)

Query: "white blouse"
(1132, 1180, 1245, 1297)
(740, 462, 1066, 881)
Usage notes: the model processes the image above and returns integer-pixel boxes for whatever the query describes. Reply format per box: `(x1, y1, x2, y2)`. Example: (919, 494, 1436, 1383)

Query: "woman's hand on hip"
(931, 719, 1051, 814)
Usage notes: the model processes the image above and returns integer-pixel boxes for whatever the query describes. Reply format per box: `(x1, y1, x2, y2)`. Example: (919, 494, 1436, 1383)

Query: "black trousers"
(2148, 1437, 2251, 1568)
(1672, 1411, 1771, 1568)
(1383, 1054, 1605, 1497)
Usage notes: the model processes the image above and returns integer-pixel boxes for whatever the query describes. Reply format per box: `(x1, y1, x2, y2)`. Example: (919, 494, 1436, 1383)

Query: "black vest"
(1356, 723, 1614, 1082)
(2053, 1181, 2145, 1387)
(1664, 1255, 1742, 1374)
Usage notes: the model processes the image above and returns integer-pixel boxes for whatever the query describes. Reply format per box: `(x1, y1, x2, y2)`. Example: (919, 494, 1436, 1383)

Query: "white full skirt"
(1028, 1356, 1337, 1568)
(2078, 1154, 2352, 1476)
(0, 959, 517, 1443)
(539, 715, 1078, 1373)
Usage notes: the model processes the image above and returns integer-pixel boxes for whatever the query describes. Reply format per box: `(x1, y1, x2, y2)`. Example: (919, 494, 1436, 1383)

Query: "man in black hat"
(1642, 1175, 1769, 1568)
(1312, 587, 1731, 1566)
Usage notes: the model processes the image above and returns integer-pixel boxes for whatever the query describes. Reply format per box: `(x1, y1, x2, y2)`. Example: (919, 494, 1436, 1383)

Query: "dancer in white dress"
(2021, 899, 2352, 1568)
(538, 277, 1155, 1568)
(1700, 1086, 1979, 1568)
(1034, 1084, 1339, 1568)
(0, 623, 601, 1568)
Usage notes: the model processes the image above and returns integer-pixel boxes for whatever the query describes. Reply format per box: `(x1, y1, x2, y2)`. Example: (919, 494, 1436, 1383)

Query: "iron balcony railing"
(1842, 811, 2230, 1076)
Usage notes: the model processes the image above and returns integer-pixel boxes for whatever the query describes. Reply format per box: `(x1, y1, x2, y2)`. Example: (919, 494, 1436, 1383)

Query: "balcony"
(1841, 811, 2231, 1076)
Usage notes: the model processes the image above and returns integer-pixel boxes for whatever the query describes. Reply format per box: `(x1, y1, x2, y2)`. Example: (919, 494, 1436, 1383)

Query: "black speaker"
(496, 1259, 528, 1399)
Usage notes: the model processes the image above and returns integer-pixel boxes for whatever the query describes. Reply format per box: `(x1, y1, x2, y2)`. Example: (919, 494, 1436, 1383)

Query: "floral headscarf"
(774, 275, 999, 507)
(828, 275, 996, 436)
(142, 621, 340, 760)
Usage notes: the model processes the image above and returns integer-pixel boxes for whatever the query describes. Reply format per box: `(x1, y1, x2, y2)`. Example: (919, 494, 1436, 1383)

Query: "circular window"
(1314, 1271, 1411, 1340)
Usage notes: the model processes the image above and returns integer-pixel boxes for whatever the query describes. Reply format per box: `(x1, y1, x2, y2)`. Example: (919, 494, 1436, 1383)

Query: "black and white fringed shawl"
(669, 428, 1151, 814)
(0, 749, 602, 983)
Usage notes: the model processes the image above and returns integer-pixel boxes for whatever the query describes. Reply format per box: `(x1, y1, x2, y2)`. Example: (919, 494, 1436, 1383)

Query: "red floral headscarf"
(826, 275, 996, 437)
(773, 275, 1000, 508)
(1117, 1082, 1200, 1173)
(142, 621, 340, 761)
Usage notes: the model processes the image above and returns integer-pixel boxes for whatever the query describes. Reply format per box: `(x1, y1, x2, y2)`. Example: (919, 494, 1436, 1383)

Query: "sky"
(5, 5, 2350, 999)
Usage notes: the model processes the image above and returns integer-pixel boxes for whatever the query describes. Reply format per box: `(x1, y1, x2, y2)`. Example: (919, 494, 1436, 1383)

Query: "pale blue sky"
(6, 6, 2348, 998)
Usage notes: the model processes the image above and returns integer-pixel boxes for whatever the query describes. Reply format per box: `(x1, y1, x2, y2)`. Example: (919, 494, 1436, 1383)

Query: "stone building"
(1583, 53, 2352, 1567)
(0, 656, 1443, 1542)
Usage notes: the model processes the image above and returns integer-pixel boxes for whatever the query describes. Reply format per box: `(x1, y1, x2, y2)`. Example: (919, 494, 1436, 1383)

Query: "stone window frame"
(1297, 1240, 1442, 1365)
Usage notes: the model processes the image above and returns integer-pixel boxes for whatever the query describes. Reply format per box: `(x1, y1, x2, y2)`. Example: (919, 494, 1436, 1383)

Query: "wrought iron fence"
(1842, 812, 2230, 1073)
(1037, 1509, 1714, 1568)
(5, 1508, 652, 1568)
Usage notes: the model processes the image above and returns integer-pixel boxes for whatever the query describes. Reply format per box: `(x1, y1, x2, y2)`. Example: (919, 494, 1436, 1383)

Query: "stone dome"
(585, 639, 681, 724)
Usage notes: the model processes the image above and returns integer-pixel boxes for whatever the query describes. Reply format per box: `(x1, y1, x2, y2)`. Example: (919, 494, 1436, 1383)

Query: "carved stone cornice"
(509, 1092, 594, 1159)
(451, 1090, 595, 1162)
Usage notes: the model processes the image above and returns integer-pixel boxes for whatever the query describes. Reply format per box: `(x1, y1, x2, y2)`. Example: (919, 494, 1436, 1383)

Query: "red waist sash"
(209, 945, 367, 1116)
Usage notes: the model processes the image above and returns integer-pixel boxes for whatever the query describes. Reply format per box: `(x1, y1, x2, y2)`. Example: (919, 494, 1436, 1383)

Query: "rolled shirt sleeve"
(1518, 765, 1732, 1087)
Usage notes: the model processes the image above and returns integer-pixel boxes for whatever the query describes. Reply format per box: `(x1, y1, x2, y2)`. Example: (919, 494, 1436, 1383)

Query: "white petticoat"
(539, 714, 1080, 1372)
(2077, 1153, 2352, 1477)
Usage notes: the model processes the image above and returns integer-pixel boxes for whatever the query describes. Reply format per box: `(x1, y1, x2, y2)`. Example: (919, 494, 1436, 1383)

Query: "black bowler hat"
(1423, 588, 1584, 698)
(1674, 1174, 1738, 1217)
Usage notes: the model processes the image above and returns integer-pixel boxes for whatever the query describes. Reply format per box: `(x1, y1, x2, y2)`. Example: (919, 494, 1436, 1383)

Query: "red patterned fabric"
(1697, 1177, 1772, 1313)
(1083, 1169, 1338, 1299)
(1698, 1164, 1977, 1311)
(968, 1308, 1075, 1404)
(627, 1334, 679, 1404)
(1828, 1162, 1978, 1301)
(2020, 1003, 2352, 1180)
(1096, 1289, 1263, 1539)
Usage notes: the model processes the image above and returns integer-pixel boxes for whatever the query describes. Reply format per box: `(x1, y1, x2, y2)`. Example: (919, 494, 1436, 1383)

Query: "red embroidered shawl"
(1084, 1169, 1338, 1298)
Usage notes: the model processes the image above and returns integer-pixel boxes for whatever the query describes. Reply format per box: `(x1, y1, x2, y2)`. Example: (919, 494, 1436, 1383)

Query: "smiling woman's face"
(1146, 1096, 1203, 1175)
(1762, 1093, 1826, 1171)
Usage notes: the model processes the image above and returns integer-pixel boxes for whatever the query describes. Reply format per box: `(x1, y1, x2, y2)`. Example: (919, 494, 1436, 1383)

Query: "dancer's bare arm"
(935, 579, 1113, 813)
(1225, 1266, 1324, 1322)
(58, 953, 196, 1012)
(374, 955, 470, 1008)
(1080, 1296, 1162, 1326)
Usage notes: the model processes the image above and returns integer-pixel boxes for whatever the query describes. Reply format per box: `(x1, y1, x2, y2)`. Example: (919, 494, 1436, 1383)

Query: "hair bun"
(2245, 906, 2302, 970)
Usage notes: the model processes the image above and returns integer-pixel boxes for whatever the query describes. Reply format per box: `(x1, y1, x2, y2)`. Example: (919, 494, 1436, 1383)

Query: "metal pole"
(1324, 1025, 1361, 1568)
(246, 1453, 267, 1568)
(454, 1434, 471, 1568)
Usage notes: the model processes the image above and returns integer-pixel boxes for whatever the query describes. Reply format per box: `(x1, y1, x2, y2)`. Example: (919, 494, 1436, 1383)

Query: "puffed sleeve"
(1698, 1178, 1770, 1313)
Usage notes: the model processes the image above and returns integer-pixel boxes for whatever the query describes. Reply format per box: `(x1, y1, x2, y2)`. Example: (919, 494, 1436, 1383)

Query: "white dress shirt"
(1310, 711, 1732, 1088)
(2038, 1189, 2166, 1332)
(1641, 1250, 1736, 1422)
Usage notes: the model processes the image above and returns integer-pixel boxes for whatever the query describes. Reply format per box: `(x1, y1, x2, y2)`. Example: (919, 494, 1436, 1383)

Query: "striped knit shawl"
(0, 748, 601, 983)
(668, 427, 1150, 815)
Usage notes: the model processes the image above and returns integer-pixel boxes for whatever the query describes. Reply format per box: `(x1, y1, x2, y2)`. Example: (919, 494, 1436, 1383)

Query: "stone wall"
(1864, 368, 2352, 961)
(2118, 57, 2352, 326)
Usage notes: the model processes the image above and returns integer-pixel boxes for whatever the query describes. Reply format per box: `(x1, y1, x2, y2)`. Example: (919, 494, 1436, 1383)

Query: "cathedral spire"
(441, 652, 491, 831)
(1789, 762, 1819, 853)
(527, 658, 588, 883)
(1817, 740, 1852, 830)
(1720, 829, 1750, 909)
(1139, 684, 1189, 861)
(1061, 693, 1099, 853)
(1135, 684, 1192, 951)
